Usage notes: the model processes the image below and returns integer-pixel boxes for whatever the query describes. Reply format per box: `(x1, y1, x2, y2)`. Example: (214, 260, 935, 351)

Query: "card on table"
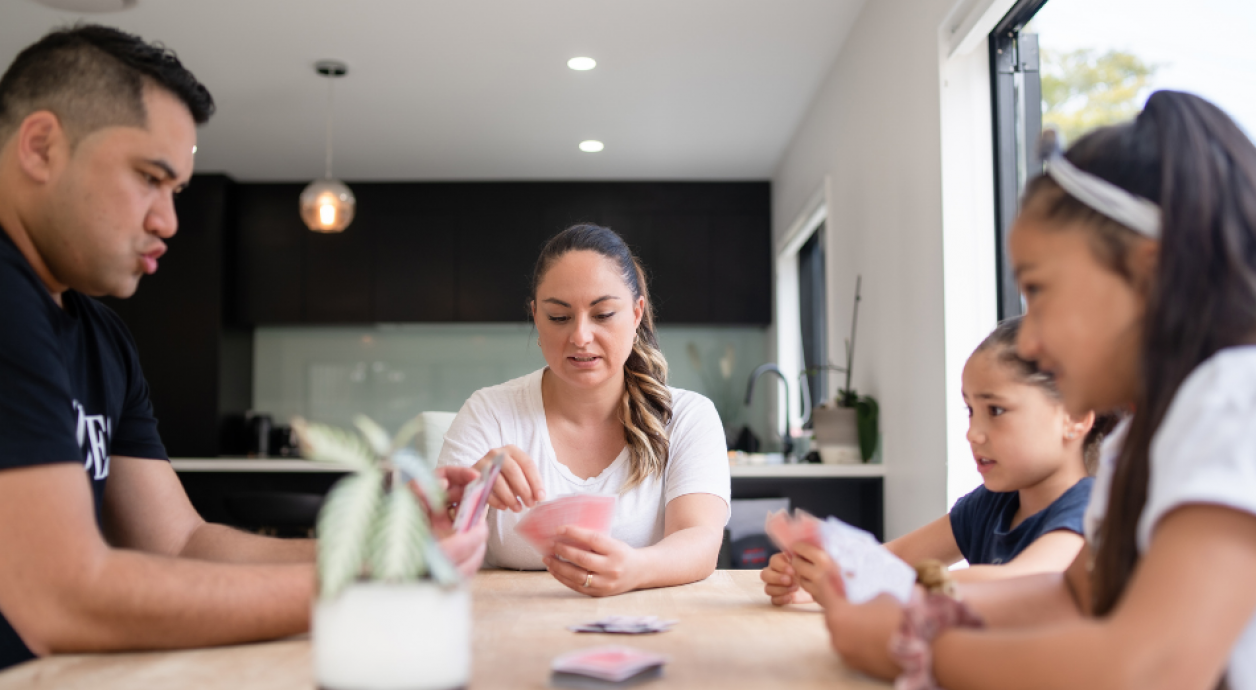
(551, 645, 666, 687)
(452, 451, 506, 533)
(568, 615, 677, 635)
(515, 494, 617, 557)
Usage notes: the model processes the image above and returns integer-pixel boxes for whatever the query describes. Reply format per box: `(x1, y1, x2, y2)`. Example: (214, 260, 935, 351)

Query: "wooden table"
(0, 570, 890, 689)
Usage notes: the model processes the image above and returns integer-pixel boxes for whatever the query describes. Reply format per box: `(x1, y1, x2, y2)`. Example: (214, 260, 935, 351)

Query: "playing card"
(817, 517, 916, 605)
(452, 452, 505, 533)
(763, 509, 823, 555)
(551, 645, 666, 683)
(515, 494, 616, 557)
(568, 616, 677, 634)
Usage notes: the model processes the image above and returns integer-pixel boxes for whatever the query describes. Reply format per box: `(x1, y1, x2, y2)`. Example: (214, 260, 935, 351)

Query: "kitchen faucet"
(744, 363, 792, 460)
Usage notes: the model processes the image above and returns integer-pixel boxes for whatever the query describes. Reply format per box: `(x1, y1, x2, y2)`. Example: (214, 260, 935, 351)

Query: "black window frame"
(990, 0, 1048, 320)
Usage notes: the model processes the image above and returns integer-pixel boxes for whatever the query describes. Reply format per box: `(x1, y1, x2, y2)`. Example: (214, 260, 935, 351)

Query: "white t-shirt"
(437, 368, 732, 570)
(1085, 346, 1256, 688)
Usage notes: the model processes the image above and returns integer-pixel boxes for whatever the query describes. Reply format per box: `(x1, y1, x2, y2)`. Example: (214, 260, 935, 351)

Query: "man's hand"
(440, 522, 488, 577)
(761, 552, 816, 606)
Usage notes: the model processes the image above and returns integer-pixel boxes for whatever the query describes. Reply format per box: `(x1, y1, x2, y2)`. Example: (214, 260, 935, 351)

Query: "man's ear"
(14, 111, 66, 185)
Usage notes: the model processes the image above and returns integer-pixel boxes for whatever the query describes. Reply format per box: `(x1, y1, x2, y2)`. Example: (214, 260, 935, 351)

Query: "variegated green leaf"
(368, 489, 430, 581)
(317, 470, 384, 598)
(389, 415, 424, 455)
(292, 417, 375, 472)
(392, 448, 447, 511)
(353, 415, 392, 458)
(424, 538, 461, 587)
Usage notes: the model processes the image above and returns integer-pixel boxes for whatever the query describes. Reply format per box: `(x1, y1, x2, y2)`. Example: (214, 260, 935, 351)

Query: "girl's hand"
(476, 445, 545, 513)
(791, 542, 845, 608)
(824, 594, 906, 681)
(543, 526, 640, 597)
(761, 552, 816, 606)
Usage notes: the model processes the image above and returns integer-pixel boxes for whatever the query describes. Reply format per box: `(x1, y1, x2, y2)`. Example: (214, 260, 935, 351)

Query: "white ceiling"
(2, 0, 866, 181)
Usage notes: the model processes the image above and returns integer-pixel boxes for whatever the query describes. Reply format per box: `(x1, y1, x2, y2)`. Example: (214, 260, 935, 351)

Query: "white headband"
(1044, 152, 1161, 239)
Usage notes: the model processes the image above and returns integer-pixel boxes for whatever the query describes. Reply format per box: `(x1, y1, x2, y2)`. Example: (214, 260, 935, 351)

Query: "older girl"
(763, 317, 1108, 606)
(437, 224, 730, 596)
(794, 91, 1256, 690)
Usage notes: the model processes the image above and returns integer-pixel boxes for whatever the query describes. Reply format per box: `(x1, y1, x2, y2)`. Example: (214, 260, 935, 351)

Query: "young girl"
(437, 224, 730, 597)
(790, 91, 1256, 690)
(762, 317, 1111, 606)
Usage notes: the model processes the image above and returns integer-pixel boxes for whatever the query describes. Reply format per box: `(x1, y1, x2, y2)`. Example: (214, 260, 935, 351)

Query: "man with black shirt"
(0, 25, 486, 672)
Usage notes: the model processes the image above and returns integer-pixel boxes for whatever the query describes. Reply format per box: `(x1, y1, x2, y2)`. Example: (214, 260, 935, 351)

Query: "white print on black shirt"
(73, 400, 110, 480)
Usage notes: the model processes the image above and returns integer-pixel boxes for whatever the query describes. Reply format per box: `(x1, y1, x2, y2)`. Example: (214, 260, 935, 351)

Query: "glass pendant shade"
(300, 178, 356, 233)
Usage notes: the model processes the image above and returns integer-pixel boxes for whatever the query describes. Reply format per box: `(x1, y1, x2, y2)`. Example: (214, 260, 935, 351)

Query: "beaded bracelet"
(888, 560, 985, 690)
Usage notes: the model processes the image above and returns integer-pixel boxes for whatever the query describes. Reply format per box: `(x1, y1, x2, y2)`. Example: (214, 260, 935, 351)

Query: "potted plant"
(812, 276, 879, 463)
(293, 414, 468, 690)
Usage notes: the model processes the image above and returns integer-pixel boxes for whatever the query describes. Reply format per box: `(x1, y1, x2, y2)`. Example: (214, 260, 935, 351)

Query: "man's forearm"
(28, 549, 315, 655)
(180, 523, 316, 563)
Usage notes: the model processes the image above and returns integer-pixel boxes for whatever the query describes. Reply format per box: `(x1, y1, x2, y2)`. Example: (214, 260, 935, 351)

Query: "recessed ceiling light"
(567, 57, 597, 71)
(579, 140, 604, 153)
(31, 0, 137, 11)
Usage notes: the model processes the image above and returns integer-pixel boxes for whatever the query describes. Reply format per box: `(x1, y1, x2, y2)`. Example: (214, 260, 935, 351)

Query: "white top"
(437, 368, 732, 570)
(1085, 346, 1256, 688)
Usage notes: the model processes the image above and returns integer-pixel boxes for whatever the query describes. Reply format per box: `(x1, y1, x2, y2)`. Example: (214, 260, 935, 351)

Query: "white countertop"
(170, 458, 885, 477)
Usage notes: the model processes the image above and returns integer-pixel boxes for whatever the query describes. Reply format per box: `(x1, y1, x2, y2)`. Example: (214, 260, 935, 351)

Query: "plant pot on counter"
(811, 405, 861, 464)
(313, 581, 470, 690)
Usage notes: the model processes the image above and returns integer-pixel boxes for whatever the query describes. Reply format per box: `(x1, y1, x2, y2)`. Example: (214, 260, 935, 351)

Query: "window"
(991, 0, 1256, 318)
(797, 225, 826, 425)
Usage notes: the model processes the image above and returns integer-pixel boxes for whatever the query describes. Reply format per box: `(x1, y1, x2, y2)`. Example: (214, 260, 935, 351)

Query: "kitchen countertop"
(170, 458, 887, 477)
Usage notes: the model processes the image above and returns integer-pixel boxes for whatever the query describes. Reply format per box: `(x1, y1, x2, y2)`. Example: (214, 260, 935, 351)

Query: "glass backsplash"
(253, 324, 777, 448)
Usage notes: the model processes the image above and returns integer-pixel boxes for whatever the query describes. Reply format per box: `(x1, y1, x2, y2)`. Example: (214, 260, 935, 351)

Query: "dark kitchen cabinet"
(105, 174, 253, 457)
(235, 181, 771, 325)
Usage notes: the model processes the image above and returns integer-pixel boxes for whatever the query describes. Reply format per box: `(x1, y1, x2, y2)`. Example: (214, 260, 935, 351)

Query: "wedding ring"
(583, 572, 593, 588)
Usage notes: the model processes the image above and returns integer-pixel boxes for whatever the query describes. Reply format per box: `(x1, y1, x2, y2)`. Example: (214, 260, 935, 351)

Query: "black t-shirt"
(0, 227, 167, 671)
(949, 476, 1093, 566)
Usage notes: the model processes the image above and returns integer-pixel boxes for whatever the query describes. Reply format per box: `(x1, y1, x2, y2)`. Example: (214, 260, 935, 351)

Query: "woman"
(437, 224, 730, 596)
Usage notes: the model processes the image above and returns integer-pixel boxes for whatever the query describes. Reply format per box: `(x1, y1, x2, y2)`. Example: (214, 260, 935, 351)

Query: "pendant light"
(300, 60, 355, 233)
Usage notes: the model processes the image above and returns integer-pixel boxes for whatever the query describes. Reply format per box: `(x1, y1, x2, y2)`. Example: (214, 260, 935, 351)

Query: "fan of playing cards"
(515, 494, 617, 557)
(765, 509, 916, 605)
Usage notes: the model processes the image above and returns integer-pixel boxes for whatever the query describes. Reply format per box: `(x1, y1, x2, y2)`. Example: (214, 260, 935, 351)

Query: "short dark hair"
(0, 24, 214, 144)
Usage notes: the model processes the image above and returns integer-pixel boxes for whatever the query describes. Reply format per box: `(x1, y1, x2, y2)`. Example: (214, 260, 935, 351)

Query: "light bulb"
(567, 57, 596, 71)
(300, 179, 356, 233)
(579, 140, 604, 153)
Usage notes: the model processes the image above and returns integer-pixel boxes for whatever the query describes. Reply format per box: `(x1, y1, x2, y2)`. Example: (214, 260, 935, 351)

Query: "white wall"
(772, 0, 1003, 538)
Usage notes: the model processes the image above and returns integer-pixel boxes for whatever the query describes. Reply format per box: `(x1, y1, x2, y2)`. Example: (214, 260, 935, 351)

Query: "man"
(0, 25, 486, 671)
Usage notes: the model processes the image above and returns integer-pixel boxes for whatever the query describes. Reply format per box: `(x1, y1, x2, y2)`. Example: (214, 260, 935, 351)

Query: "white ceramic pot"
(313, 581, 470, 690)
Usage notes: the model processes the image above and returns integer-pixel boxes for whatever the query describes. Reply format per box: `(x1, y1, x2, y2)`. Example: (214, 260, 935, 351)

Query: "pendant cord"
(324, 76, 334, 179)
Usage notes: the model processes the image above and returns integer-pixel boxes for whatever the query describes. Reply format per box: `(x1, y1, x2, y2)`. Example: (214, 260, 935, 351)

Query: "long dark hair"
(974, 317, 1117, 474)
(1019, 91, 1256, 616)
(531, 224, 673, 490)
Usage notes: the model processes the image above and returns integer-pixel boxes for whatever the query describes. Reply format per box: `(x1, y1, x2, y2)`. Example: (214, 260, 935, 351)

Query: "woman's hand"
(761, 552, 816, 606)
(476, 445, 545, 513)
(543, 526, 641, 597)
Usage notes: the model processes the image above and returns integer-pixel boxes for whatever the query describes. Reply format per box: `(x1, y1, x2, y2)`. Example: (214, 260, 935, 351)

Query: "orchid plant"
(292, 415, 460, 599)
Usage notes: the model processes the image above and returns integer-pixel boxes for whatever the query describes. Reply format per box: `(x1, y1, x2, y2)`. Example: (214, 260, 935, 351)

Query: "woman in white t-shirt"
(788, 91, 1256, 689)
(438, 224, 730, 596)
